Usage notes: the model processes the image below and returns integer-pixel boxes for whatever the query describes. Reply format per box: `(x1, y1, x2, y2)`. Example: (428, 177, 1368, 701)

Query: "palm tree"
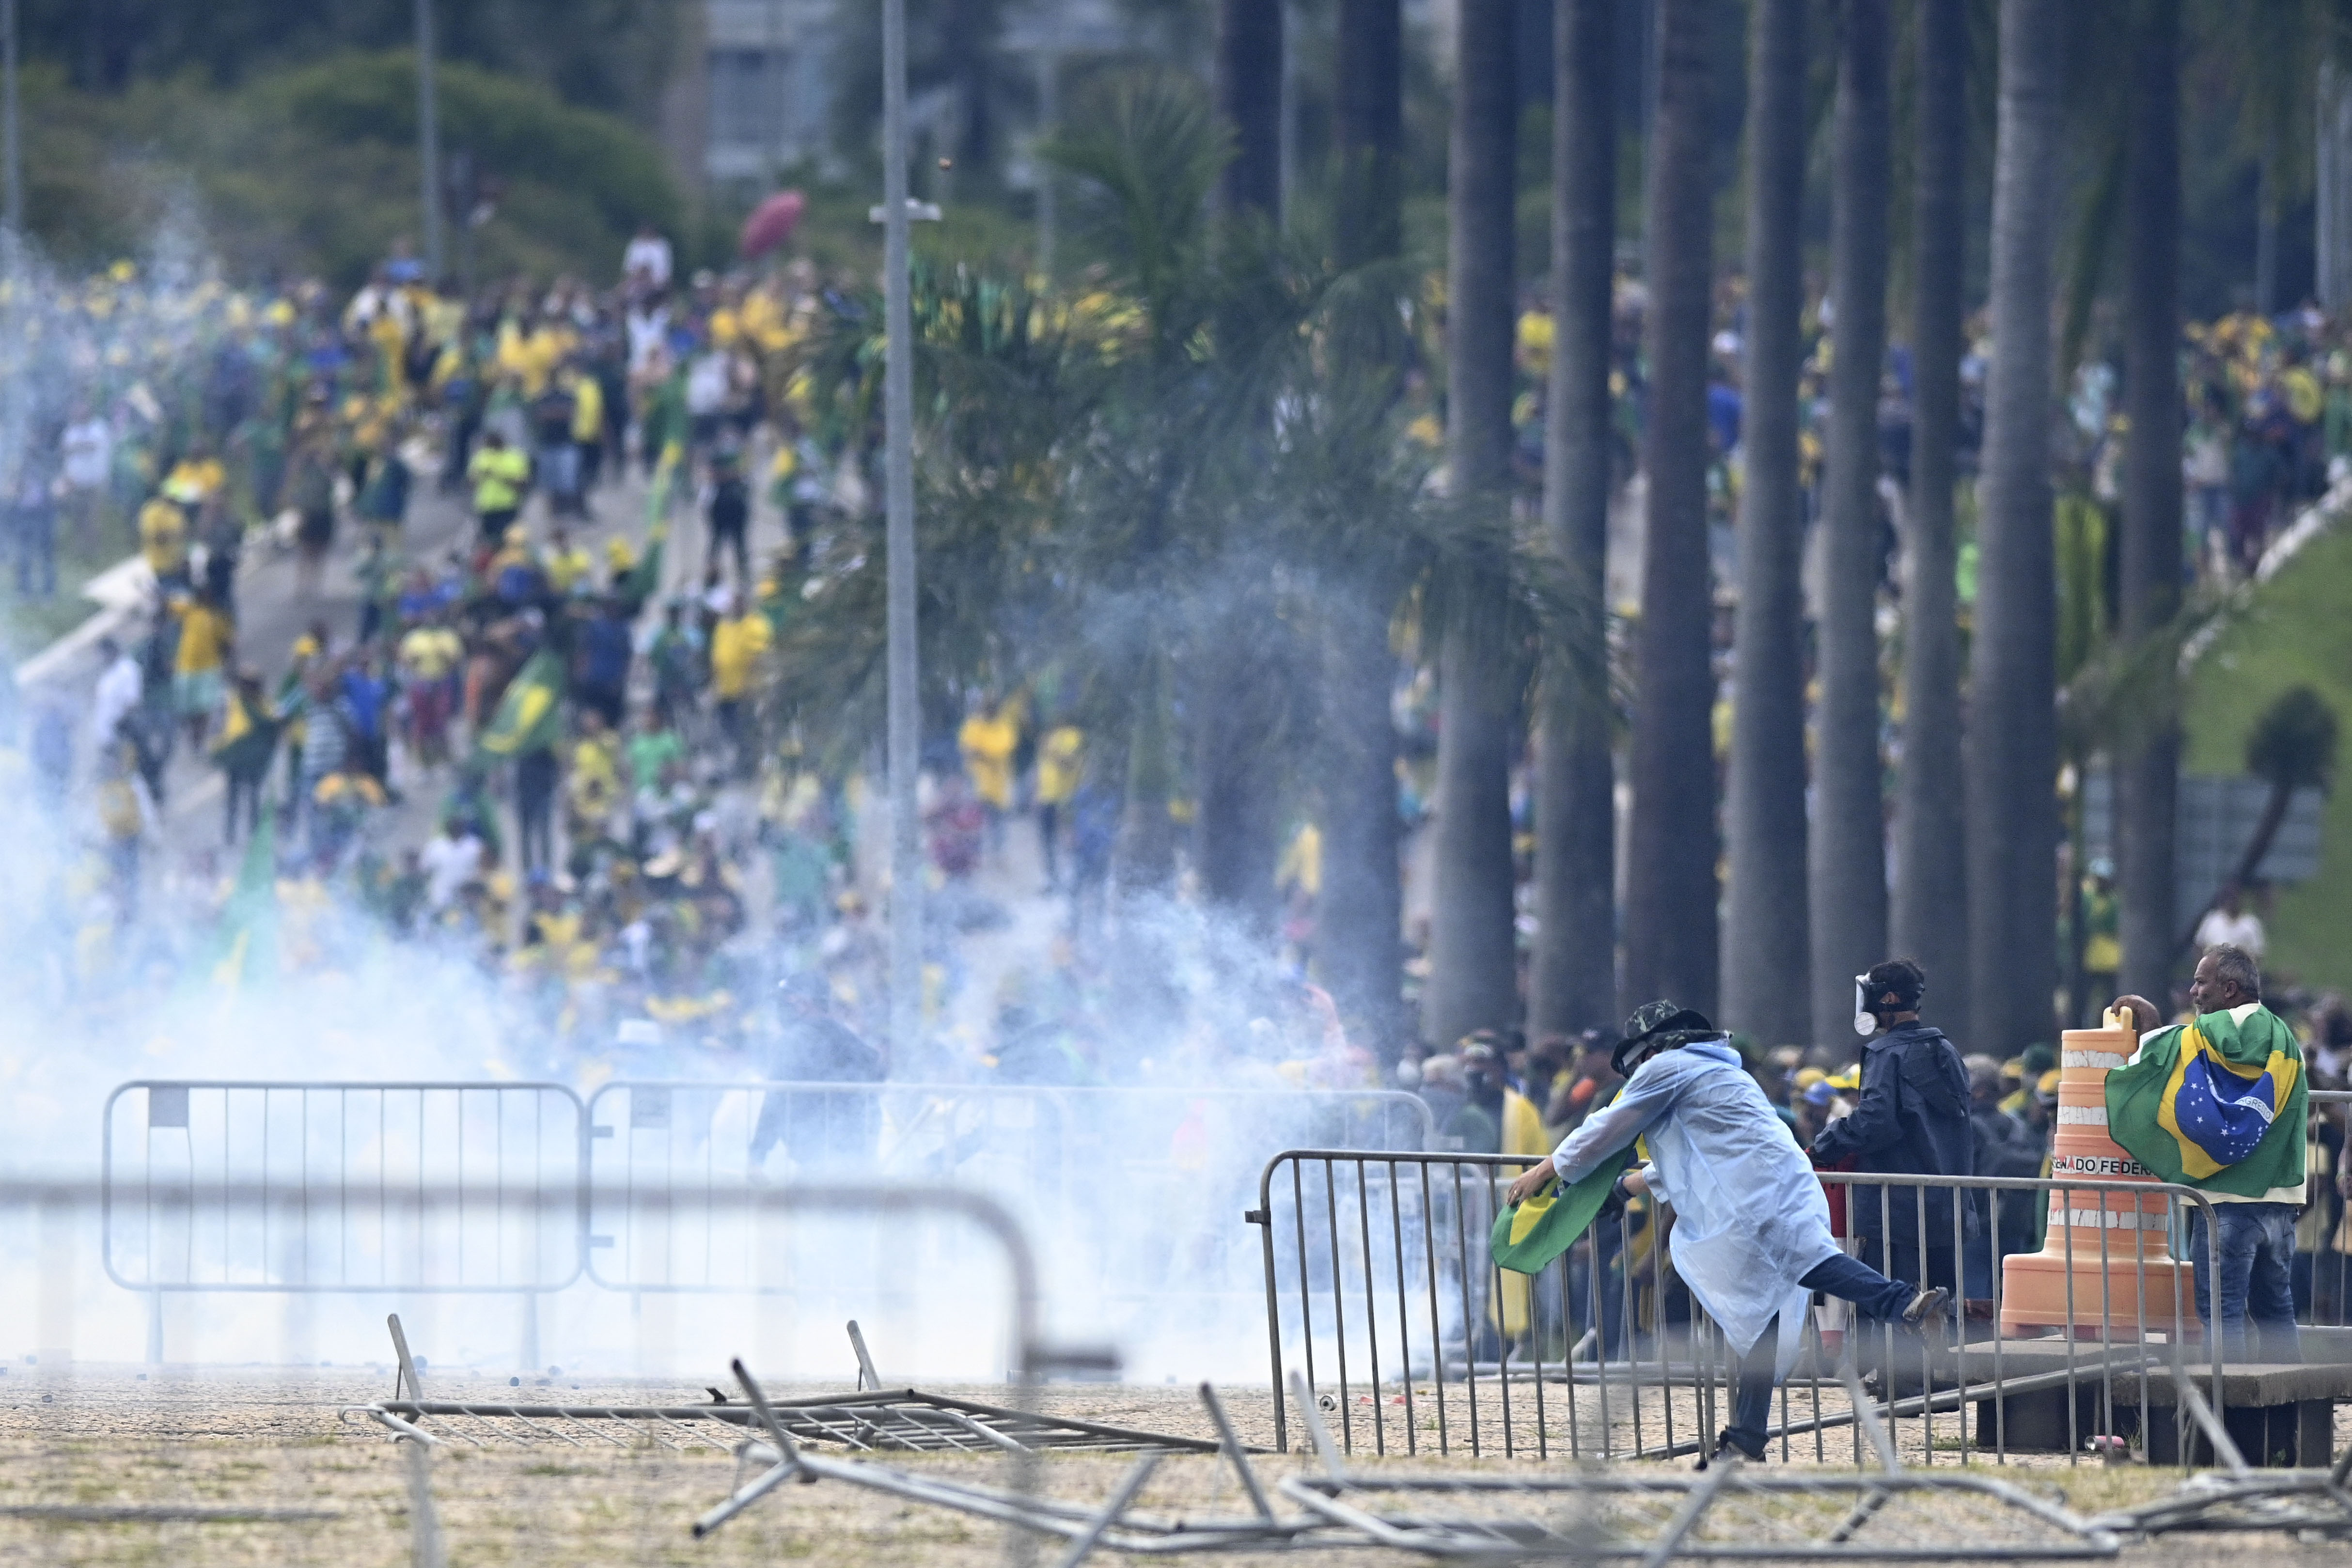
(1424, 0, 1521, 1048)
(1333, 0, 1403, 269)
(1810, 0, 1892, 1041)
(2117, 0, 2181, 1009)
(1216, 0, 1283, 218)
(1720, 0, 1811, 1047)
(1966, 0, 2065, 1056)
(1892, 0, 1970, 1046)
(1531, 0, 1621, 1037)
(1624, 0, 1719, 1017)
(1317, 0, 1409, 1055)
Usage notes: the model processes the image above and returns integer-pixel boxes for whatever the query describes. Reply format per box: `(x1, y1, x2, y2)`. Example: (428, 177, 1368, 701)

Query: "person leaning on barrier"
(750, 972, 886, 1173)
(1806, 959, 1976, 1296)
(1505, 1000, 1952, 1469)
(2106, 943, 2307, 1364)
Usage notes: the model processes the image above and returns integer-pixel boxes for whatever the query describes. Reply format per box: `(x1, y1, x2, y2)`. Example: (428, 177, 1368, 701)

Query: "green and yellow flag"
(211, 805, 279, 988)
(1490, 1148, 1633, 1275)
(474, 649, 566, 761)
(623, 442, 682, 606)
(2106, 1005, 2306, 1198)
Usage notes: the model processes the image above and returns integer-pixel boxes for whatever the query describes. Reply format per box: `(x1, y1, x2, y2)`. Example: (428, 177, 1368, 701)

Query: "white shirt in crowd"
(624, 232, 674, 290)
(2195, 904, 2266, 957)
(420, 829, 485, 910)
(62, 416, 111, 492)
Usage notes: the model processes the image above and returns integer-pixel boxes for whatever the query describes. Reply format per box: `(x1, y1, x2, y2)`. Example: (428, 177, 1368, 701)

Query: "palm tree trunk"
(1810, 0, 1892, 1043)
(1965, 0, 2065, 1056)
(1720, 0, 1810, 1047)
(1217, 0, 1284, 219)
(1531, 0, 1621, 1038)
(1194, 596, 1285, 936)
(1334, 0, 1402, 268)
(2117, 0, 2181, 1010)
(1424, 0, 1520, 1048)
(1892, 0, 1970, 1046)
(1317, 0, 1408, 1056)
(1623, 0, 1718, 1017)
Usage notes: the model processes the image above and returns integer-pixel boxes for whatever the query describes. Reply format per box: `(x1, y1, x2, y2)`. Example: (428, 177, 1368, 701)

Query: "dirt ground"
(0, 1367, 2343, 1567)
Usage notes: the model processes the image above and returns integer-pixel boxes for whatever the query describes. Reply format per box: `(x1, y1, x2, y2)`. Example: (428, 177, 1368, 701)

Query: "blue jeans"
(1725, 1253, 1918, 1458)
(2187, 1200, 2301, 1364)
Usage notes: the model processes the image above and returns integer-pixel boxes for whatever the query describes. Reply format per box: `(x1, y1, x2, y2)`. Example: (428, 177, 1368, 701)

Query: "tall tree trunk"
(1217, 0, 1284, 218)
(1966, 0, 2064, 1057)
(1334, 0, 1403, 268)
(2118, 0, 2181, 1009)
(1720, 0, 1810, 1046)
(1194, 598, 1285, 936)
(1531, 0, 1621, 1038)
(1893, 0, 1969, 1046)
(1317, 0, 1409, 1056)
(1198, 1, 1288, 921)
(1809, 0, 1892, 1043)
(1623, 0, 1718, 1018)
(1425, 0, 1520, 1048)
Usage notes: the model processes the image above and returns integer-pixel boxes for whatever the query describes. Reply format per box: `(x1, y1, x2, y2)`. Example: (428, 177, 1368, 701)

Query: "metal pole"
(882, 0, 924, 1067)
(1035, 51, 1058, 282)
(416, 0, 443, 276)
(3, 0, 20, 241)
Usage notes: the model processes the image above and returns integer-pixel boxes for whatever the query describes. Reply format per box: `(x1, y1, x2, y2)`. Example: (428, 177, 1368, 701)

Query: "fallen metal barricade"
(101, 1080, 585, 1363)
(348, 1315, 1208, 1457)
(2089, 1366, 2352, 1538)
(690, 1358, 2122, 1565)
(1250, 1149, 2233, 1467)
(1278, 1371, 2121, 1561)
(694, 1361, 1355, 1562)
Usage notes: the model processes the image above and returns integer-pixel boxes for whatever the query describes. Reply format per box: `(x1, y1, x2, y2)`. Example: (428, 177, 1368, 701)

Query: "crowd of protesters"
(0, 234, 1390, 1098)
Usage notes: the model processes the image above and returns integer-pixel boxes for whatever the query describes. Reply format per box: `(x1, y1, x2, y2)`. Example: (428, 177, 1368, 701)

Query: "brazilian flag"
(211, 805, 279, 988)
(2106, 1006, 2307, 1198)
(622, 443, 682, 609)
(1490, 1147, 1634, 1275)
(475, 649, 566, 760)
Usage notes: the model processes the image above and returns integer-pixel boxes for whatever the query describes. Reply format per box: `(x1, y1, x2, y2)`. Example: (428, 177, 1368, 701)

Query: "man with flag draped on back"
(2106, 944, 2307, 1362)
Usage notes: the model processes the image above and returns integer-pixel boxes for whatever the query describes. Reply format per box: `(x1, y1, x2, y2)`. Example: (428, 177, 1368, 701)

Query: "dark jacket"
(1810, 1021, 1975, 1247)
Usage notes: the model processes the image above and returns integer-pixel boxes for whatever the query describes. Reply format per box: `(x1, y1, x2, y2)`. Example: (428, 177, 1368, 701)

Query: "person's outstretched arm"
(1505, 1061, 1677, 1205)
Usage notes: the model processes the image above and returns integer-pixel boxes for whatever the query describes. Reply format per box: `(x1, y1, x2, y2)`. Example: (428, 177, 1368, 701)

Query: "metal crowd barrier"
(101, 1081, 585, 1361)
(584, 1080, 1430, 1294)
(2304, 1088, 2352, 1329)
(1250, 1149, 2253, 1468)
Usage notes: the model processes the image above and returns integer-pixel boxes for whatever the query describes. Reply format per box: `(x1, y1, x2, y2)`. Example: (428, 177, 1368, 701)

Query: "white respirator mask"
(1851, 975, 1876, 1037)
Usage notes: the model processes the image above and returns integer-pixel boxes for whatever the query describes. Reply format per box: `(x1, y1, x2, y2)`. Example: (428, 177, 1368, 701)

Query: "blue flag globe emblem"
(2175, 1054, 2279, 1167)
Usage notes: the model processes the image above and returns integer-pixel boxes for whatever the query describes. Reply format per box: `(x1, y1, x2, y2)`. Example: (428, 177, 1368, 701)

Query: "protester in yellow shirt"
(1034, 724, 1083, 890)
(468, 432, 529, 545)
(542, 527, 594, 596)
(171, 588, 234, 748)
(958, 703, 1018, 811)
(709, 600, 771, 770)
(140, 496, 188, 583)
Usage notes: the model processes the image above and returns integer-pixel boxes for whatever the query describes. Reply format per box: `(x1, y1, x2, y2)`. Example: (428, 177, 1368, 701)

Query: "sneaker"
(1694, 1429, 1761, 1471)
(1901, 1286, 1952, 1329)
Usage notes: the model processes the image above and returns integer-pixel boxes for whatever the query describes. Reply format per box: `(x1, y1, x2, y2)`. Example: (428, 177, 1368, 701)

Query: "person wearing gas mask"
(1506, 999, 1949, 1468)
(1807, 959, 1974, 1299)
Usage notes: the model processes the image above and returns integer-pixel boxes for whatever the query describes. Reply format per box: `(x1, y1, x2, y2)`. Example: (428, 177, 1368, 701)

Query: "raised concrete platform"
(1951, 1338, 2352, 1465)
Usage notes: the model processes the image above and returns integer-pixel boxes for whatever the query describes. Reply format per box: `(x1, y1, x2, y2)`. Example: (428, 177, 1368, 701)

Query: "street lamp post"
(882, 0, 923, 1066)
(416, 0, 443, 276)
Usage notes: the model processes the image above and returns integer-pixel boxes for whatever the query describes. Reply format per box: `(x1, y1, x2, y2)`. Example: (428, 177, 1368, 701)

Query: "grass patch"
(2183, 516, 2352, 990)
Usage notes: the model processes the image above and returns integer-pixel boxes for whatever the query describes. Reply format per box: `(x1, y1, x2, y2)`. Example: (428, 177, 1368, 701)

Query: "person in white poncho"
(1506, 1000, 1951, 1467)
